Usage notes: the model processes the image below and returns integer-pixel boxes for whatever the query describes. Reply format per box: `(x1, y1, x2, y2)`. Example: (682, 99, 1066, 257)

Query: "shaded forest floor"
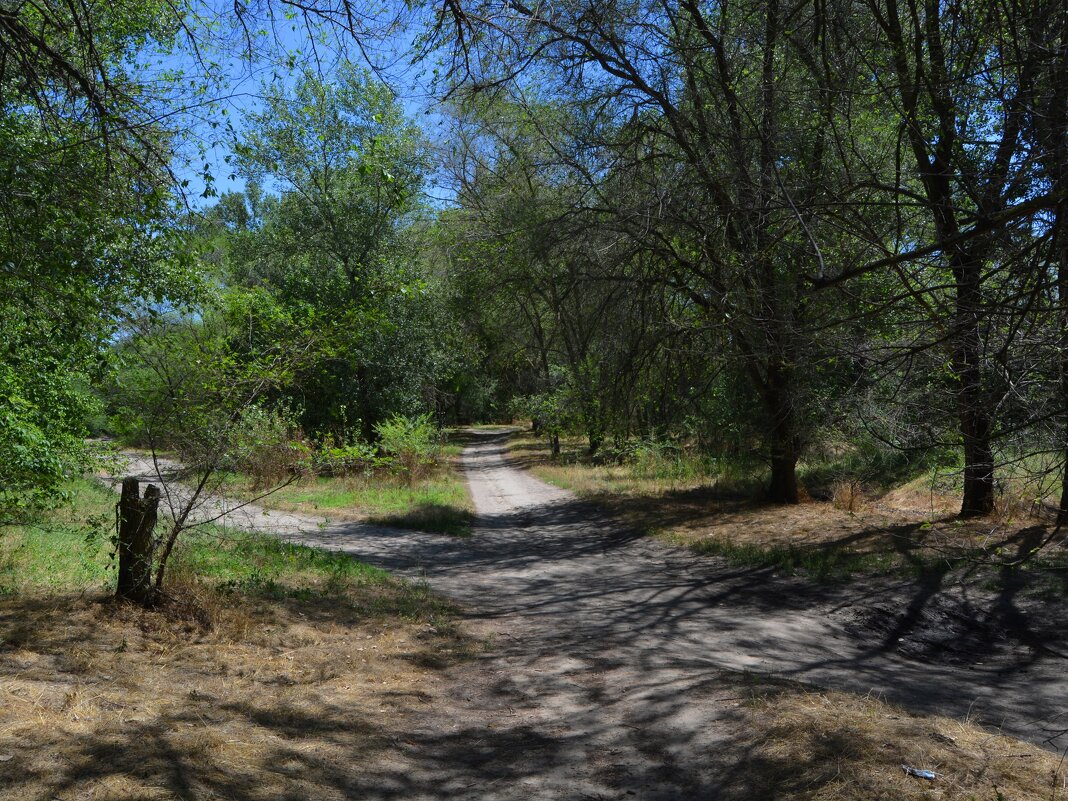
(2, 444, 1068, 799)
(0, 482, 477, 800)
(510, 435, 1068, 593)
(3, 590, 1062, 800)
(0, 590, 475, 801)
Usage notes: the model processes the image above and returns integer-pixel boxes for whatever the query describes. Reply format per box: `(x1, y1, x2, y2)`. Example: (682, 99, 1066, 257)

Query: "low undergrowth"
(0, 478, 470, 595)
(508, 434, 763, 498)
(509, 433, 1068, 588)
(667, 533, 901, 582)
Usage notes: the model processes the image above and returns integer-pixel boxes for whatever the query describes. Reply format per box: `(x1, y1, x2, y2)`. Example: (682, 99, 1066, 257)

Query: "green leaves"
(0, 79, 192, 519)
(193, 65, 451, 440)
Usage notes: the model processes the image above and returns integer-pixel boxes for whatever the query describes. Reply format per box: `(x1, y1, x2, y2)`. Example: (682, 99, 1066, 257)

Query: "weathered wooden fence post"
(116, 478, 161, 605)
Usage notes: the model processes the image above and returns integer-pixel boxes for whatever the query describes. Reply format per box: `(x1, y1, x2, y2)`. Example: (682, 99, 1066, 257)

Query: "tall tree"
(858, 0, 1064, 515)
(0, 2, 190, 519)
(216, 65, 450, 440)
(431, 0, 898, 501)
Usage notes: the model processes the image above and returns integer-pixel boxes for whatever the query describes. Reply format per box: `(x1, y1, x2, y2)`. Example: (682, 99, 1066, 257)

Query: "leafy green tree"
(0, 22, 191, 520)
(429, 0, 906, 501)
(207, 65, 455, 440)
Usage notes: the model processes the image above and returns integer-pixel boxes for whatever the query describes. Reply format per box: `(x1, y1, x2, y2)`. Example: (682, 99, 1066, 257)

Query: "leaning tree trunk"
(116, 478, 161, 606)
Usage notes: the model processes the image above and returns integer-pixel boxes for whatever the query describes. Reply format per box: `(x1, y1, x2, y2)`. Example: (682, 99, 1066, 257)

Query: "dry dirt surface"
(120, 433, 1068, 798)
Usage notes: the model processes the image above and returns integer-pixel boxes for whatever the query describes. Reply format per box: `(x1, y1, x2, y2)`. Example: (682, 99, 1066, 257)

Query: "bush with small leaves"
(374, 413, 442, 484)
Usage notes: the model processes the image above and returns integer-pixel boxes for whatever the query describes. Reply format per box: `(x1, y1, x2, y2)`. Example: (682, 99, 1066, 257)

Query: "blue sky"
(155, 3, 450, 207)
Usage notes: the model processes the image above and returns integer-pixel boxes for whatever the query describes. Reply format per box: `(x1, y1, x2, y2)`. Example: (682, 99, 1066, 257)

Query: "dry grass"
(507, 435, 1068, 794)
(732, 685, 1066, 800)
(0, 582, 475, 801)
(4, 452, 1065, 799)
(509, 435, 731, 498)
(831, 479, 865, 513)
(510, 435, 1068, 583)
(0, 479, 477, 801)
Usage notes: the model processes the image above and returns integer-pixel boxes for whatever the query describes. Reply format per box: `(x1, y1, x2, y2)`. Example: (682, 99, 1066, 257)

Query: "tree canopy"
(2, 0, 1068, 522)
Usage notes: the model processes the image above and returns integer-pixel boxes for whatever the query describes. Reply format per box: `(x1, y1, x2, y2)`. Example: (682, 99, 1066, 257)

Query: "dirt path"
(124, 434, 1068, 797)
(116, 451, 404, 539)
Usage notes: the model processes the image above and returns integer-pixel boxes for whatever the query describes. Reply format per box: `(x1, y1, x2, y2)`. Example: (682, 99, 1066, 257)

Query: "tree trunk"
(954, 262, 996, 517)
(587, 428, 603, 456)
(764, 364, 801, 504)
(768, 429, 801, 504)
(116, 478, 161, 606)
(960, 429, 995, 517)
(550, 433, 561, 458)
(1056, 201, 1068, 525)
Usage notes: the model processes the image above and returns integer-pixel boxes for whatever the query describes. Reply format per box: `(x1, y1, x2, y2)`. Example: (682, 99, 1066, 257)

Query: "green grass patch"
(368, 502, 475, 538)
(231, 471, 475, 537)
(169, 525, 454, 620)
(0, 478, 454, 620)
(0, 478, 115, 594)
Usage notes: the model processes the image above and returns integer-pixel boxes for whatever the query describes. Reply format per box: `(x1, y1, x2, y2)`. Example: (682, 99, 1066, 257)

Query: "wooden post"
(116, 478, 161, 605)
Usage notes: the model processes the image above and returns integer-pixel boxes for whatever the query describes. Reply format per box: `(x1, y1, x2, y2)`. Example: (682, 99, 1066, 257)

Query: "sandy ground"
(118, 432, 1068, 798)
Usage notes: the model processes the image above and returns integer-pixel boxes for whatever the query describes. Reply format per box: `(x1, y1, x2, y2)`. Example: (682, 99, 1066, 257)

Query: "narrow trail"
(126, 432, 1068, 798)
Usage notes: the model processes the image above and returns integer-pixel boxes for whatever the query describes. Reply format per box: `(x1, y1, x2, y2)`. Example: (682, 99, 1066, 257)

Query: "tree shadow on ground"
(2, 601, 1059, 801)
(0, 588, 470, 801)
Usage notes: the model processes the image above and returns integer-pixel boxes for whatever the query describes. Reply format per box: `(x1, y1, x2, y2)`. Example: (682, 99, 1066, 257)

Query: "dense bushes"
(239, 415, 446, 486)
(374, 413, 443, 484)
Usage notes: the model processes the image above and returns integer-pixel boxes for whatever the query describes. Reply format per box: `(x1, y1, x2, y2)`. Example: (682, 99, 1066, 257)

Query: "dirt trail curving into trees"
(125, 432, 1068, 797)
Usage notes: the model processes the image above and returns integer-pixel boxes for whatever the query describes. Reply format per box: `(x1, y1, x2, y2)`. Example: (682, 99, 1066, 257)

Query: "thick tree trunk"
(116, 478, 161, 606)
(960, 425, 995, 517)
(1059, 416, 1068, 526)
(954, 263, 996, 517)
(764, 363, 801, 504)
(768, 447, 800, 504)
(587, 428, 603, 456)
(1057, 203, 1068, 525)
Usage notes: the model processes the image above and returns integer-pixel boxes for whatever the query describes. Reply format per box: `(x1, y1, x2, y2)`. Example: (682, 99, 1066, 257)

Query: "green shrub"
(311, 438, 384, 477)
(221, 405, 304, 489)
(374, 413, 442, 483)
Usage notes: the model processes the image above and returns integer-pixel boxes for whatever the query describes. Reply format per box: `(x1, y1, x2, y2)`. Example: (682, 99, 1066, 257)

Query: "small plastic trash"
(901, 764, 939, 780)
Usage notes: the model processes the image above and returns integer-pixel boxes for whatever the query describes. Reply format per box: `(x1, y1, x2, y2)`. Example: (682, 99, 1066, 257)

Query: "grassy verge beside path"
(1, 470, 1066, 799)
(725, 678, 1067, 800)
(509, 433, 1068, 590)
(218, 441, 476, 537)
(0, 478, 476, 800)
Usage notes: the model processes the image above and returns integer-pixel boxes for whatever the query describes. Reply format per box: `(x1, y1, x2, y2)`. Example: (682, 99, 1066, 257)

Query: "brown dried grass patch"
(511, 436, 1068, 577)
(0, 587, 472, 800)
(733, 687, 1065, 800)
(882, 475, 964, 518)
(831, 480, 865, 513)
